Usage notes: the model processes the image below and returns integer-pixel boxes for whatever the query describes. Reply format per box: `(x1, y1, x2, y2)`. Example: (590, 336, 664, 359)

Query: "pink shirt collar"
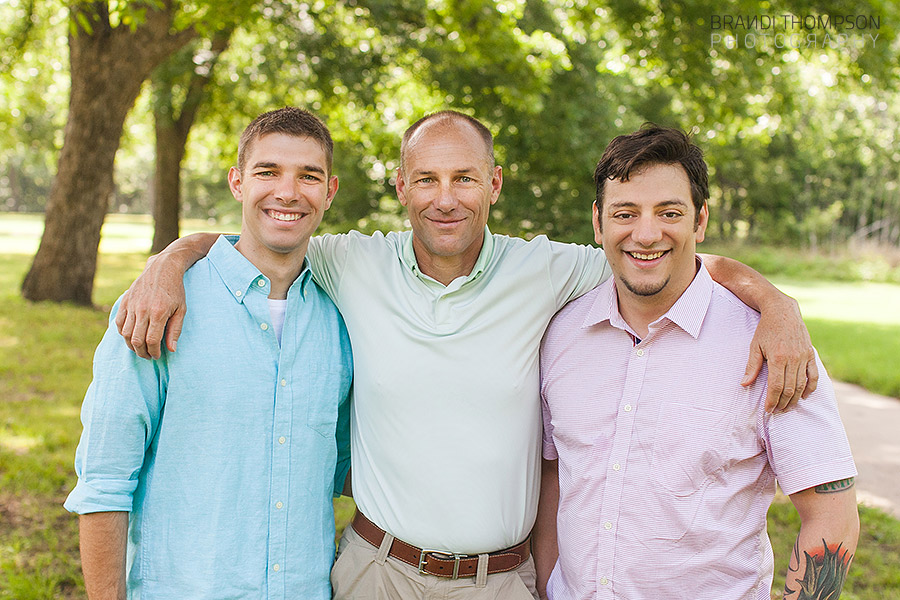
(582, 256, 713, 340)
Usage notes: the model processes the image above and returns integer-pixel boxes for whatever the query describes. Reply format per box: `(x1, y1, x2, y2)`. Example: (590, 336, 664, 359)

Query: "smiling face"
(396, 119, 502, 283)
(595, 163, 708, 318)
(229, 132, 337, 268)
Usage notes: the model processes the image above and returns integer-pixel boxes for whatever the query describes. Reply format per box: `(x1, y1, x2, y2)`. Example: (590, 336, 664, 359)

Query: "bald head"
(400, 111, 495, 177)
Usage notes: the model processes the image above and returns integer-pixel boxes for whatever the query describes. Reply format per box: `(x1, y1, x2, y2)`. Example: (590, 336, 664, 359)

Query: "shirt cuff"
(64, 479, 136, 514)
(777, 457, 858, 496)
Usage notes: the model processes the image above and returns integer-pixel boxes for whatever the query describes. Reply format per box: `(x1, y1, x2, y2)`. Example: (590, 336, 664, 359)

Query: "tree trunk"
(21, 2, 194, 305)
(150, 30, 231, 254)
(151, 118, 188, 254)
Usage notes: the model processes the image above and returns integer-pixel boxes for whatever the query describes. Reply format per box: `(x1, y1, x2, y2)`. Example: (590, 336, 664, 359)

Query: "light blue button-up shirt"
(65, 235, 352, 599)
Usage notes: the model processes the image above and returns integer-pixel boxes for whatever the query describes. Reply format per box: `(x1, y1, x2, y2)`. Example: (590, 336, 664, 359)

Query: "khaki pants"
(331, 524, 539, 600)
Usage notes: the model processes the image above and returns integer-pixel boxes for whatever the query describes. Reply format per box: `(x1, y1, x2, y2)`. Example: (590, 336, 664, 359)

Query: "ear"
(228, 167, 243, 202)
(695, 202, 709, 243)
(489, 165, 503, 205)
(324, 175, 339, 211)
(592, 202, 603, 246)
(396, 168, 409, 207)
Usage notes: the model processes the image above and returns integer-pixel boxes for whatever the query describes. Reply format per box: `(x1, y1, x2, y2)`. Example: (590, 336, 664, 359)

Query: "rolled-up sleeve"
(65, 302, 167, 514)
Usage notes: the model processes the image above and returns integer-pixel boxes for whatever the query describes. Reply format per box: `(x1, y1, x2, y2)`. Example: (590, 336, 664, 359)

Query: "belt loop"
(475, 553, 489, 588)
(375, 531, 394, 565)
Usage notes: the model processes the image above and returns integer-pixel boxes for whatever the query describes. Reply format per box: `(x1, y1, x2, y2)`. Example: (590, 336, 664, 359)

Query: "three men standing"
(86, 110, 823, 599)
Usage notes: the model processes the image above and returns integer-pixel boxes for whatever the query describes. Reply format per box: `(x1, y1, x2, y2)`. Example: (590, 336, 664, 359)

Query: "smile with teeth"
(266, 210, 304, 222)
(628, 250, 667, 261)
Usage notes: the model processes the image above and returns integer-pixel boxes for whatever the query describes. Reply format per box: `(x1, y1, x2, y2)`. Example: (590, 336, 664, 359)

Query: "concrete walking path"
(833, 381, 900, 518)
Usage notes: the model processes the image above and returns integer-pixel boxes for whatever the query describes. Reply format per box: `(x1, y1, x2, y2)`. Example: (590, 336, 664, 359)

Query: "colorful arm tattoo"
(784, 538, 853, 600)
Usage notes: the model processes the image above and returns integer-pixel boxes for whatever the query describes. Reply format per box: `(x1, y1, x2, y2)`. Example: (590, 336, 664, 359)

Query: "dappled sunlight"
(0, 316, 19, 347)
(774, 280, 900, 326)
(0, 431, 42, 455)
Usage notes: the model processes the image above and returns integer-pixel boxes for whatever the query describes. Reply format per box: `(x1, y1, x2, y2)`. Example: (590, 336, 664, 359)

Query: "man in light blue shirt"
(64, 107, 352, 599)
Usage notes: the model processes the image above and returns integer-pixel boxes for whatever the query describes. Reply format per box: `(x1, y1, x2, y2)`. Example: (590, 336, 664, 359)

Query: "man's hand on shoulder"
(742, 294, 819, 413)
(115, 233, 218, 359)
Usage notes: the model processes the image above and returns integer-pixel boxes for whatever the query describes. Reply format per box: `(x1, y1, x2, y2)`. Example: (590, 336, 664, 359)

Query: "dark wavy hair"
(593, 124, 708, 225)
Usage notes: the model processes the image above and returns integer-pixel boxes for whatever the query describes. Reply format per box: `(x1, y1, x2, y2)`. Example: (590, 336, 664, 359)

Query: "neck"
(411, 235, 483, 286)
(234, 239, 308, 300)
(615, 292, 671, 339)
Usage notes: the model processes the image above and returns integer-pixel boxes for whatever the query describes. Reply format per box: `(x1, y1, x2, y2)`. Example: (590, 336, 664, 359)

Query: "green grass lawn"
(1, 213, 899, 598)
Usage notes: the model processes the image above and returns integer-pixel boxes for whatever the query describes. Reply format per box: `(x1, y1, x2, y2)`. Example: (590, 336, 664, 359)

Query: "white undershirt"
(267, 298, 288, 346)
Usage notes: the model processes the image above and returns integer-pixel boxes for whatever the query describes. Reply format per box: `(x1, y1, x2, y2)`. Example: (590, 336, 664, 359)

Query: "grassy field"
(1, 213, 899, 598)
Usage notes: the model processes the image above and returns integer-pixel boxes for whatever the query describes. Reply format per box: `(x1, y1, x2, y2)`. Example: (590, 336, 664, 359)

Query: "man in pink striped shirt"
(535, 125, 859, 600)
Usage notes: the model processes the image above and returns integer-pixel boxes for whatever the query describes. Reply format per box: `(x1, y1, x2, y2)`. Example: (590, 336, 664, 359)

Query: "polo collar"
(400, 226, 495, 284)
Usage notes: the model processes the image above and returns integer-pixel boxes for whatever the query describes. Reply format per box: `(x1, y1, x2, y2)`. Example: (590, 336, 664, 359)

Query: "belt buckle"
(418, 549, 464, 579)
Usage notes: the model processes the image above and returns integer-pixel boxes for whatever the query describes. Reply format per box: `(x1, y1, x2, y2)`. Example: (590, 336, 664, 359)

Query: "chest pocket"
(650, 402, 736, 497)
(305, 368, 347, 438)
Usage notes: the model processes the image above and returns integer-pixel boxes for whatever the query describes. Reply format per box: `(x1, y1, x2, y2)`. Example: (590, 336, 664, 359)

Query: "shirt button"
(280, 379, 287, 387)
(600, 577, 609, 585)
(235, 290, 242, 297)
(613, 462, 621, 471)
(624, 404, 633, 412)
(278, 436, 286, 444)
(604, 521, 612, 530)
(636, 348, 644, 357)
(273, 564, 280, 572)
(275, 501, 283, 509)
(260, 323, 269, 331)
(258, 280, 266, 287)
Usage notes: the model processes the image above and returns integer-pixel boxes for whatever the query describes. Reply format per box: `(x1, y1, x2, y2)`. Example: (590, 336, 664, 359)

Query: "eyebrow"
(606, 198, 689, 210)
(411, 167, 481, 177)
(251, 161, 326, 174)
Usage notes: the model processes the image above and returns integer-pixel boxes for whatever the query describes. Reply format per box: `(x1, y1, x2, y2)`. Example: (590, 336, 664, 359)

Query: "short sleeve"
(762, 354, 857, 496)
(547, 241, 610, 309)
(307, 233, 356, 304)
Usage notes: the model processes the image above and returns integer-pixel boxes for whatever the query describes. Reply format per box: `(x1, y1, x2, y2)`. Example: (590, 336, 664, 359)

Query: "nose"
(273, 174, 300, 203)
(433, 181, 457, 212)
(632, 214, 663, 246)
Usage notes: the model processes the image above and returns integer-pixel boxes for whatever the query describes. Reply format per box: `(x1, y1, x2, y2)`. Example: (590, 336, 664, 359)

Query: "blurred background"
(1, 0, 899, 597)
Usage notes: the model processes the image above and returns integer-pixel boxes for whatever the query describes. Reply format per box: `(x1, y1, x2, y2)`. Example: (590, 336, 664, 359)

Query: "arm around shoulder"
(115, 232, 220, 359)
(701, 253, 817, 413)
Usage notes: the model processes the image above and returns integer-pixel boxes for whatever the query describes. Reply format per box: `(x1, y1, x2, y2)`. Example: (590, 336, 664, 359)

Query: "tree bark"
(150, 30, 231, 254)
(22, 1, 194, 305)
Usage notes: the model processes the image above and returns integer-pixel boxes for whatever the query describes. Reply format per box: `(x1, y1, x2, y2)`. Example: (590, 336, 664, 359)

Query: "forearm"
(79, 511, 129, 600)
(152, 232, 220, 273)
(533, 459, 560, 599)
(701, 253, 796, 313)
(784, 484, 859, 599)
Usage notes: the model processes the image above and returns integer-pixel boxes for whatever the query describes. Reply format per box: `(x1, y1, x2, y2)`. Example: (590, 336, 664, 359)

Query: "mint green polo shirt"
(307, 227, 609, 553)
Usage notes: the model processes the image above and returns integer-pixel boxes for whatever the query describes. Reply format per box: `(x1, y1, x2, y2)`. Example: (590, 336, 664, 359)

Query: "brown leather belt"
(350, 510, 530, 579)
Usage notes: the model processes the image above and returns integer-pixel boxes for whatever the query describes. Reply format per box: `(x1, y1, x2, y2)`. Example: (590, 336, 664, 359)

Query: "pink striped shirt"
(540, 263, 856, 600)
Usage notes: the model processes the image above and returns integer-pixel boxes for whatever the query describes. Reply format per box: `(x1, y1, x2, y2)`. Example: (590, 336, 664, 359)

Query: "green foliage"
(3, 0, 900, 254)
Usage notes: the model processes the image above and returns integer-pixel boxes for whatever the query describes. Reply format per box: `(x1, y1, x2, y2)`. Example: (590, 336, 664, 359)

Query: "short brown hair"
(593, 124, 708, 223)
(238, 107, 334, 175)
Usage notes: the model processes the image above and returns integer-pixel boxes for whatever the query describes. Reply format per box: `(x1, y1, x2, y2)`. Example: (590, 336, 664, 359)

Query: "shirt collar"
(209, 235, 312, 304)
(400, 226, 495, 284)
(582, 256, 712, 339)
